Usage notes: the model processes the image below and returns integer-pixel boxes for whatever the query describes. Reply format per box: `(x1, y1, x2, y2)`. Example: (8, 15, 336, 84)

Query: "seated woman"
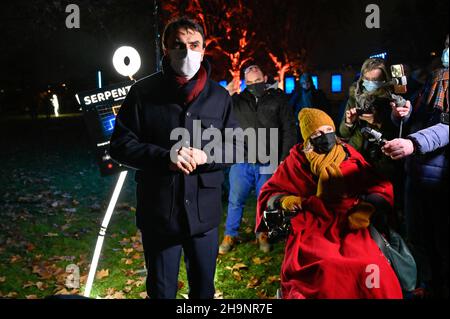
(256, 108, 403, 299)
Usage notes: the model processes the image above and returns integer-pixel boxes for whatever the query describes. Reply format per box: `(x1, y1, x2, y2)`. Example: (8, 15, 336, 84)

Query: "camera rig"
(263, 208, 299, 243)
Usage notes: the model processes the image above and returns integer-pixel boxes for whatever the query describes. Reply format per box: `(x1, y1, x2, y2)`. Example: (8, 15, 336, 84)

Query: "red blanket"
(256, 144, 403, 299)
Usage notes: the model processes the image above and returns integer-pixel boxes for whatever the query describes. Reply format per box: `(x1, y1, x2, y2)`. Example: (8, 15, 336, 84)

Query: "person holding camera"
(255, 108, 403, 299)
(339, 58, 412, 177)
(339, 58, 412, 231)
(381, 35, 449, 298)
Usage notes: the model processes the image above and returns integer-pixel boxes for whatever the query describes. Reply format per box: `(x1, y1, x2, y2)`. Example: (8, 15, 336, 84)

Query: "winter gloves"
(280, 195, 302, 212)
(348, 201, 376, 230)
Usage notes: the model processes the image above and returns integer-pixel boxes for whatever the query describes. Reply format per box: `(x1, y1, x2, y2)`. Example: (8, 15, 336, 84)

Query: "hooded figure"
(256, 108, 403, 299)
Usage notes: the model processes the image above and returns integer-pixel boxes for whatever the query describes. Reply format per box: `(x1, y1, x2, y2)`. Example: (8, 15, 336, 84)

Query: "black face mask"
(247, 82, 266, 98)
(310, 132, 337, 154)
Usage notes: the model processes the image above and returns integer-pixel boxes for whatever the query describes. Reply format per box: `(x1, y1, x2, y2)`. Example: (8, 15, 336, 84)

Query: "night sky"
(0, 0, 448, 102)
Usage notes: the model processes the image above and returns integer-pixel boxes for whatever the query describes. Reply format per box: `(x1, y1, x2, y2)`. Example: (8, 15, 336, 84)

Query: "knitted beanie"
(299, 108, 335, 141)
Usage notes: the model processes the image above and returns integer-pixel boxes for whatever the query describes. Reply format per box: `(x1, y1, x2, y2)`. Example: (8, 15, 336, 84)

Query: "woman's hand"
(345, 108, 358, 126)
(280, 196, 302, 212)
(391, 100, 412, 119)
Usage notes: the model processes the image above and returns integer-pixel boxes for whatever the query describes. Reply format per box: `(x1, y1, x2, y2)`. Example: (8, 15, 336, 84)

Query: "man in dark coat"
(219, 65, 297, 255)
(109, 17, 240, 299)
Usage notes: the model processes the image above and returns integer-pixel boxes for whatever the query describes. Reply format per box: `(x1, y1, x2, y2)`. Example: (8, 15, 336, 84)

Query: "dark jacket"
(405, 70, 449, 184)
(109, 61, 241, 237)
(231, 86, 297, 163)
(339, 83, 400, 177)
(289, 87, 330, 118)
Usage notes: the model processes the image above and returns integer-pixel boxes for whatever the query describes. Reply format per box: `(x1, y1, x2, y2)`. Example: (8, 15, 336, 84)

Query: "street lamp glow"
(113, 46, 141, 78)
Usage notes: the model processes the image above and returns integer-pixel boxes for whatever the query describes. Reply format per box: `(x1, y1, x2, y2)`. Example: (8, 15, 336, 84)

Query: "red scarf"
(163, 57, 208, 106)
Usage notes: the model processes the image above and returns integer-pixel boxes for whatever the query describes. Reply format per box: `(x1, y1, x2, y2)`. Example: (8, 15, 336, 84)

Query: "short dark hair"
(162, 17, 206, 50)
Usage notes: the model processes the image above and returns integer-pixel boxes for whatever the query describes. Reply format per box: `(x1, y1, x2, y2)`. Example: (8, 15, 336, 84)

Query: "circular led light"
(113, 46, 141, 77)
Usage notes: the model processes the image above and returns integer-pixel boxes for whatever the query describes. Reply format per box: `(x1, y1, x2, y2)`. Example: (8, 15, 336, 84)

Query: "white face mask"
(169, 49, 203, 80)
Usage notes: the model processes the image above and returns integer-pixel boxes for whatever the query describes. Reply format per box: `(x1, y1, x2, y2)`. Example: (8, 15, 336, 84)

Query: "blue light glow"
(331, 74, 342, 93)
(219, 81, 227, 88)
(240, 80, 246, 92)
(370, 52, 388, 60)
(102, 115, 116, 135)
(311, 76, 319, 90)
(285, 77, 295, 94)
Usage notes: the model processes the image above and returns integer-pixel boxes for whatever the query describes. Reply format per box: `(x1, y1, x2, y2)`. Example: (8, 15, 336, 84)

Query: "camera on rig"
(263, 208, 298, 243)
(361, 127, 387, 146)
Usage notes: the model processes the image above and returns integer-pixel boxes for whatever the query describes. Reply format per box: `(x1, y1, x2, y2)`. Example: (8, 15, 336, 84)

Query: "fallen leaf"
(139, 292, 148, 299)
(123, 286, 133, 293)
(6, 292, 18, 298)
(132, 253, 141, 260)
(232, 271, 242, 281)
(267, 275, 280, 284)
(123, 259, 133, 265)
(0, 277, 5, 283)
(232, 263, 248, 271)
(252, 256, 273, 265)
(246, 277, 261, 289)
(214, 290, 224, 299)
(105, 287, 116, 295)
(123, 248, 134, 255)
(44, 233, 59, 237)
(95, 269, 109, 280)
(10, 255, 22, 263)
(26, 295, 38, 299)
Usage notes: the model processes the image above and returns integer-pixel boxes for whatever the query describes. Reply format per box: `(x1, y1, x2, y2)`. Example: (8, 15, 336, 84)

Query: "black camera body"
(263, 208, 298, 243)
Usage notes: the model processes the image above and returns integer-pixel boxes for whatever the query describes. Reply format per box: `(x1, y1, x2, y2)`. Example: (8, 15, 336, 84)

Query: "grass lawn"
(0, 115, 284, 299)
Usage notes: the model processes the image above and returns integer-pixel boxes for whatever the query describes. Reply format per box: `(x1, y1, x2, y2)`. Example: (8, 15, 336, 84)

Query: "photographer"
(339, 58, 412, 177)
(339, 59, 412, 231)
(382, 35, 449, 298)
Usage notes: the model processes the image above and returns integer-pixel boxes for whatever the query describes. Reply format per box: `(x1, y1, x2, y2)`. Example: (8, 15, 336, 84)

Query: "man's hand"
(189, 147, 208, 165)
(169, 147, 208, 175)
(382, 138, 415, 160)
(169, 147, 197, 175)
(391, 100, 412, 119)
(345, 108, 358, 126)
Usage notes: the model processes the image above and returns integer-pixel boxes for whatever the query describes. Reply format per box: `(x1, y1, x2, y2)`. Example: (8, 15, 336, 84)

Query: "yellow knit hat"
(299, 108, 335, 141)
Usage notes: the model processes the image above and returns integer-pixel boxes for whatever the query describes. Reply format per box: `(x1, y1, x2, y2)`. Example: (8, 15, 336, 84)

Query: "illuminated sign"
(75, 81, 134, 176)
